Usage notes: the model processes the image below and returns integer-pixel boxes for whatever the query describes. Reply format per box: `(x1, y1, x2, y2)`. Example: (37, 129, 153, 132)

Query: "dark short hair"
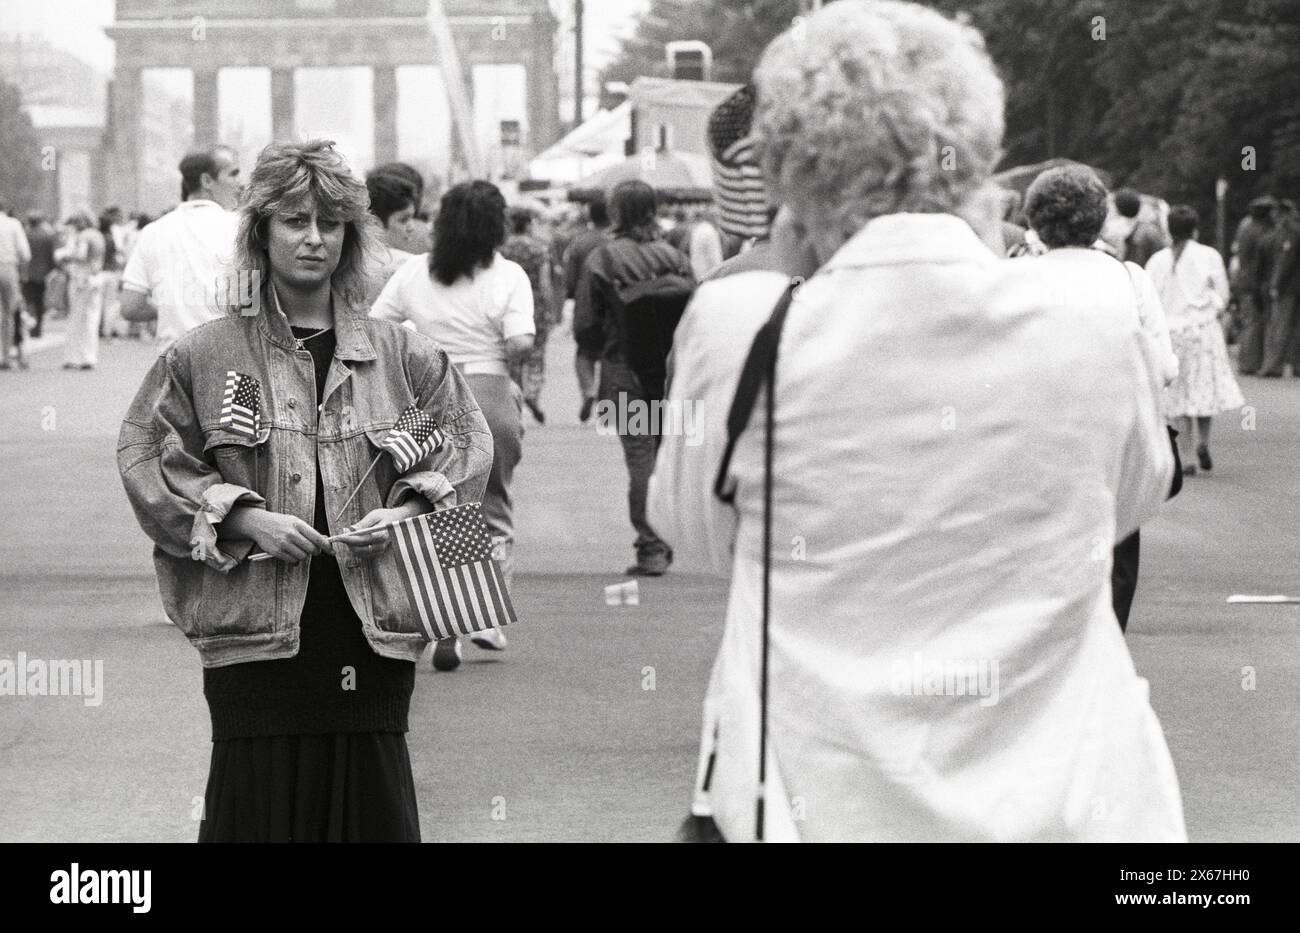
(179, 146, 231, 200)
(587, 192, 609, 227)
(1167, 205, 1199, 240)
(507, 206, 534, 236)
(1024, 165, 1110, 249)
(609, 180, 658, 240)
(1112, 188, 1142, 219)
(371, 162, 424, 203)
(365, 171, 417, 226)
(430, 181, 507, 286)
(1250, 200, 1276, 221)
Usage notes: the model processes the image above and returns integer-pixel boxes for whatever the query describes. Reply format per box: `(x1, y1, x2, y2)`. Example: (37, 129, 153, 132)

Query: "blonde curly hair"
(755, 0, 1005, 256)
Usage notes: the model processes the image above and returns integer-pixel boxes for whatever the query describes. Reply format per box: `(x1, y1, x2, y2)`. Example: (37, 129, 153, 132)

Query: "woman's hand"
(333, 500, 432, 560)
(223, 507, 332, 564)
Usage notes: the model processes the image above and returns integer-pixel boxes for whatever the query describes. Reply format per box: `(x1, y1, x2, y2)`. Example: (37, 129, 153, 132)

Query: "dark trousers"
(1262, 292, 1298, 375)
(20, 282, 45, 337)
(600, 359, 669, 559)
(1112, 530, 1140, 633)
(1236, 291, 1267, 373)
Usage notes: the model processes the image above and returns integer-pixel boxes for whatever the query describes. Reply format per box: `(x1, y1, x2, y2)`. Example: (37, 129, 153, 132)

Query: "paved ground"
(0, 319, 1296, 842)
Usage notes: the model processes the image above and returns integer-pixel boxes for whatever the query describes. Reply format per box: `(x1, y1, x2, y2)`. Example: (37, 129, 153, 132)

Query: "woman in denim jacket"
(117, 140, 492, 842)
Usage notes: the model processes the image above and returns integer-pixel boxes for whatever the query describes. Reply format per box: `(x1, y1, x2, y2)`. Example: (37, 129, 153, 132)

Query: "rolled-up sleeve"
(385, 342, 493, 510)
(117, 352, 265, 572)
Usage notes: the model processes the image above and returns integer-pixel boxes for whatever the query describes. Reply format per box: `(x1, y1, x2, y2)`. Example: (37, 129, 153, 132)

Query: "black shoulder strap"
(713, 281, 798, 504)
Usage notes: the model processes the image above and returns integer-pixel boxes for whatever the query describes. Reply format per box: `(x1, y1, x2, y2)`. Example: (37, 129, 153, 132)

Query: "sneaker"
(470, 627, 508, 651)
(625, 551, 672, 577)
(1196, 444, 1213, 471)
(431, 637, 462, 671)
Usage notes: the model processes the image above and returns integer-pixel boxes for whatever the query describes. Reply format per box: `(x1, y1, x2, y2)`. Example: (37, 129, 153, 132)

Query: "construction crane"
(426, 0, 485, 178)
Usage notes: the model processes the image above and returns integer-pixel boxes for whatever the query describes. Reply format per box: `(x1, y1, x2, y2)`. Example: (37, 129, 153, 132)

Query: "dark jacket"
(573, 233, 694, 364)
(24, 225, 57, 282)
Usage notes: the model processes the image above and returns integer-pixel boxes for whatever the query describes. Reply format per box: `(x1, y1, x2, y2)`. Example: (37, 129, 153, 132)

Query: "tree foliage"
(0, 81, 44, 214)
(604, 0, 1300, 221)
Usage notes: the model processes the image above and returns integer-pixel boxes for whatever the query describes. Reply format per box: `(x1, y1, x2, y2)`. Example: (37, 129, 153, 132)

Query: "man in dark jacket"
(563, 193, 612, 422)
(575, 181, 694, 576)
(21, 212, 56, 338)
(1232, 196, 1277, 374)
(1262, 199, 1300, 376)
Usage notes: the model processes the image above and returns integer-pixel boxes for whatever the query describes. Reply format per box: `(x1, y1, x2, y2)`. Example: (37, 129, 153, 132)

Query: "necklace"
(270, 283, 333, 348)
(294, 325, 332, 346)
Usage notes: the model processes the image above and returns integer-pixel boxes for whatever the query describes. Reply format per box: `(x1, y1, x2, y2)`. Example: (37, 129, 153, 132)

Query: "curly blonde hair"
(755, 0, 1005, 256)
(234, 139, 381, 310)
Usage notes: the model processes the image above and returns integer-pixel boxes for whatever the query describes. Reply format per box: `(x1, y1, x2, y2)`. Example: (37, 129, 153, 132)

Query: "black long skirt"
(198, 732, 421, 843)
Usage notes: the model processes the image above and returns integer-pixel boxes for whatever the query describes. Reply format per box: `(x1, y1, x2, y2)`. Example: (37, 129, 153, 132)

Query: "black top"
(203, 326, 416, 740)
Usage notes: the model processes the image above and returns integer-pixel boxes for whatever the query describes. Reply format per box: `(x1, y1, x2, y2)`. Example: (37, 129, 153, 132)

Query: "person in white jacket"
(647, 0, 1184, 842)
(1145, 206, 1245, 475)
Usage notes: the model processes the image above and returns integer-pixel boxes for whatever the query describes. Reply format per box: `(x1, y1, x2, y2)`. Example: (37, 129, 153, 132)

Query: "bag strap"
(710, 278, 797, 841)
(713, 282, 798, 504)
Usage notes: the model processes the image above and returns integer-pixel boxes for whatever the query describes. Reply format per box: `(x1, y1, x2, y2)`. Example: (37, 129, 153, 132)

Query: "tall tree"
(0, 81, 44, 214)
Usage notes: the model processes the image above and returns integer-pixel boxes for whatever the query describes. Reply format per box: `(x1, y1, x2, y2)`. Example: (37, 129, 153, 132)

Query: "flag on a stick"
(220, 371, 262, 439)
(381, 405, 445, 472)
(391, 503, 517, 640)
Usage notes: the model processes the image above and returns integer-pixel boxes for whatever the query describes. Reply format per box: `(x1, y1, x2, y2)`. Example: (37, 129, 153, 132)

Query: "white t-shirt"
(120, 199, 238, 347)
(370, 251, 535, 369)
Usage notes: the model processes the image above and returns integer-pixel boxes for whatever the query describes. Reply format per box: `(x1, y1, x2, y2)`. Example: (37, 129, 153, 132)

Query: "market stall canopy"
(569, 149, 714, 204)
(528, 102, 632, 186)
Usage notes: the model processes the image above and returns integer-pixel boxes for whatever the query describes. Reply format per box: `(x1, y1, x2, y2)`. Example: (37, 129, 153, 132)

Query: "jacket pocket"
(203, 425, 271, 497)
(361, 548, 429, 640)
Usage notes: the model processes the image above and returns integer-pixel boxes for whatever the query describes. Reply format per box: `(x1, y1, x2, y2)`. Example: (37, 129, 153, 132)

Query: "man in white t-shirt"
(120, 146, 242, 347)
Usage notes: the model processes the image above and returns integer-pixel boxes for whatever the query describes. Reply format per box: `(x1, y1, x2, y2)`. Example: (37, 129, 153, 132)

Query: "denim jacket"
(117, 292, 493, 667)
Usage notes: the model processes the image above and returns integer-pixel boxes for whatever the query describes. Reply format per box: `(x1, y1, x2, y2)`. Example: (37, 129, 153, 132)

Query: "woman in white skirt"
(56, 210, 106, 370)
(1145, 204, 1244, 476)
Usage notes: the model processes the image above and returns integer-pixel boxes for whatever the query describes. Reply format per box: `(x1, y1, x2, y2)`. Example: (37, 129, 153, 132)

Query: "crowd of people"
(3, 0, 1260, 842)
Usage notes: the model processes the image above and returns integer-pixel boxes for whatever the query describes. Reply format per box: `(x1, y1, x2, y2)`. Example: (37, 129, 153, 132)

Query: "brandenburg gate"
(103, 0, 560, 208)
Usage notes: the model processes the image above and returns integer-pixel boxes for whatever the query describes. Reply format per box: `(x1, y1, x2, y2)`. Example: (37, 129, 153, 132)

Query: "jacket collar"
(819, 213, 997, 274)
(257, 282, 377, 362)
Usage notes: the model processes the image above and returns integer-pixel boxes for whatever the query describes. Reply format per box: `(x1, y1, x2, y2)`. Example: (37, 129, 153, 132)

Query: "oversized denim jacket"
(117, 293, 493, 668)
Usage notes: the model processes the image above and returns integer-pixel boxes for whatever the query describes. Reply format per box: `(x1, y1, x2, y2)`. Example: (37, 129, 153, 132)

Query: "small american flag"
(391, 503, 517, 640)
(381, 405, 445, 473)
(220, 371, 261, 439)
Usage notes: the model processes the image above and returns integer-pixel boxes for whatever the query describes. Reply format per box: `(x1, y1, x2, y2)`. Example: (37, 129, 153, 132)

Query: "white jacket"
(648, 213, 1184, 842)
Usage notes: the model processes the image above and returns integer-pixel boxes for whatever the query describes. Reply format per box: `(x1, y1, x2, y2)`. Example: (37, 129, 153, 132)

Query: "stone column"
(271, 68, 295, 143)
(192, 68, 220, 147)
(528, 18, 561, 154)
(105, 66, 143, 211)
(372, 65, 398, 166)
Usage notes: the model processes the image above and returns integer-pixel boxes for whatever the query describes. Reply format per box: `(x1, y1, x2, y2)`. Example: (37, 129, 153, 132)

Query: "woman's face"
(265, 196, 345, 290)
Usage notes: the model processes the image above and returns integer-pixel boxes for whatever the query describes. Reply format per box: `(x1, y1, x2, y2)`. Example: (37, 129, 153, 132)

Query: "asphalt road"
(0, 321, 1296, 842)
